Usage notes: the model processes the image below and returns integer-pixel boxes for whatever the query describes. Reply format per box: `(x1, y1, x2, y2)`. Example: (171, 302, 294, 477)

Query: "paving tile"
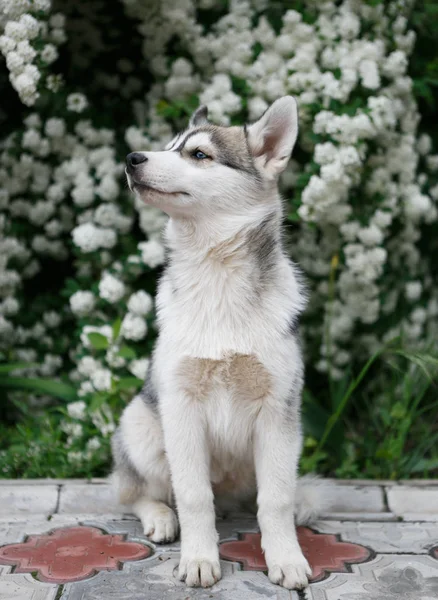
(400, 513, 438, 522)
(0, 572, 58, 600)
(0, 519, 52, 546)
(322, 484, 385, 513)
(314, 520, 438, 553)
(304, 554, 438, 599)
(322, 512, 397, 521)
(0, 526, 151, 584)
(58, 484, 123, 514)
(219, 528, 370, 583)
(386, 486, 438, 516)
(60, 553, 299, 599)
(0, 485, 58, 517)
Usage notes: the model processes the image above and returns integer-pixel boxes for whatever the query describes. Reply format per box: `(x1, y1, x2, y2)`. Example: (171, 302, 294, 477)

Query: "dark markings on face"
(246, 212, 279, 286)
(171, 124, 260, 178)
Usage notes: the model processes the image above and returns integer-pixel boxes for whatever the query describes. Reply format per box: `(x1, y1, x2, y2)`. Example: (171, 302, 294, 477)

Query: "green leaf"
(0, 378, 76, 401)
(0, 362, 39, 373)
(117, 345, 136, 360)
(116, 377, 142, 391)
(87, 332, 109, 350)
(112, 317, 122, 340)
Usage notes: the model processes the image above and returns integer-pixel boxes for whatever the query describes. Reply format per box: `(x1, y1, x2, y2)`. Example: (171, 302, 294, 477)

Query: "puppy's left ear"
(189, 105, 209, 128)
(247, 96, 298, 177)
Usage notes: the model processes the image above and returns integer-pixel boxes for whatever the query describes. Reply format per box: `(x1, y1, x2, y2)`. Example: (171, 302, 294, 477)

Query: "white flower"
(69, 291, 96, 316)
(43, 311, 61, 328)
(405, 281, 422, 302)
(121, 312, 148, 341)
(41, 44, 58, 64)
(128, 358, 150, 380)
(358, 225, 384, 246)
(77, 356, 102, 377)
(98, 273, 125, 303)
(19, 14, 39, 39)
(91, 368, 112, 391)
(45, 118, 65, 137)
(67, 400, 87, 420)
(6, 51, 24, 73)
(127, 290, 153, 316)
(0, 36, 16, 53)
(138, 240, 165, 268)
(72, 222, 117, 252)
(86, 437, 101, 452)
(67, 93, 88, 113)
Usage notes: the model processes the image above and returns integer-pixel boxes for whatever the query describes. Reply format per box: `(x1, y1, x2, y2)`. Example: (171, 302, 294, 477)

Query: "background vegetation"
(0, 0, 437, 480)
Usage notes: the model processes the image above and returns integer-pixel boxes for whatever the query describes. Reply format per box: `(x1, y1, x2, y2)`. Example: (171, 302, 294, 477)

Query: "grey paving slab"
(314, 520, 438, 553)
(0, 485, 58, 517)
(400, 513, 438, 522)
(304, 554, 438, 599)
(321, 512, 397, 521)
(0, 572, 58, 600)
(386, 486, 438, 516)
(57, 484, 123, 514)
(321, 484, 385, 513)
(0, 518, 52, 545)
(60, 553, 299, 599)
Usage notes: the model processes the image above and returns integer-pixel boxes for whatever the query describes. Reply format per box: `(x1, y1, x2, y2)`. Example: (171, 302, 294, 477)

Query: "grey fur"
(246, 212, 280, 287)
(189, 104, 209, 127)
(140, 359, 159, 410)
(111, 427, 145, 503)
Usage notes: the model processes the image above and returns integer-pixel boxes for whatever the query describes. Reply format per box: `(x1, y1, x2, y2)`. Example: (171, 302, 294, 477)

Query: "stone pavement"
(0, 479, 438, 599)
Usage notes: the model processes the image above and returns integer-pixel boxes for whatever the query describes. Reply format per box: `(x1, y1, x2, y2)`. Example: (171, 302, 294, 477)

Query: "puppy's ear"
(247, 96, 298, 177)
(189, 105, 209, 128)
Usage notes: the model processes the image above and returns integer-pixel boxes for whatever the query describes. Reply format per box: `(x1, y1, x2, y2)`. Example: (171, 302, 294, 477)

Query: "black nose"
(126, 152, 147, 167)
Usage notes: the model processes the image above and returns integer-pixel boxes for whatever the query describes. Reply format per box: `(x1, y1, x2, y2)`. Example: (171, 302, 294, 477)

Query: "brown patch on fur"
(176, 354, 272, 402)
(207, 230, 247, 265)
(176, 357, 226, 399)
(226, 354, 272, 402)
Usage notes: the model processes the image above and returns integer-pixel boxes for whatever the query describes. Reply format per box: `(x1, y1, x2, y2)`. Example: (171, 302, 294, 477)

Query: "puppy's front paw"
(267, 553, 311, 590)
(178, 556, 221, 588)
(141, 505, 179, 543)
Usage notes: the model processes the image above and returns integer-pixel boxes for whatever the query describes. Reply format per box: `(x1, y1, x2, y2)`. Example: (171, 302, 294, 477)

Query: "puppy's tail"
(295, 474, 330, 525)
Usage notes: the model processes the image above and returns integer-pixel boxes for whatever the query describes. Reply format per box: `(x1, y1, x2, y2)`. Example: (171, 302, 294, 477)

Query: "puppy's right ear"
(189, 105, 209, 128)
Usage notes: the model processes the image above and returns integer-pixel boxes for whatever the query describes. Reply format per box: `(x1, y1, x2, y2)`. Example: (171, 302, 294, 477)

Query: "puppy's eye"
(192, 150, 209, 160)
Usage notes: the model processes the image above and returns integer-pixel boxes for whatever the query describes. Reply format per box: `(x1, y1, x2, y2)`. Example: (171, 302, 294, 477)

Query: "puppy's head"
(126, 96, 298, 218)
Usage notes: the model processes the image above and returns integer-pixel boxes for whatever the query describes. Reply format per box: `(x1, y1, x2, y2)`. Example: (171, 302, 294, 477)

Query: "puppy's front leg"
(161, 395, 220, 588)
(254, 407, 311, 590)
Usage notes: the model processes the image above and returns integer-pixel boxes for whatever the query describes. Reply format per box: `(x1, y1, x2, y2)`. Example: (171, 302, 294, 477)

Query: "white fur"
(115, 96, 326, 591)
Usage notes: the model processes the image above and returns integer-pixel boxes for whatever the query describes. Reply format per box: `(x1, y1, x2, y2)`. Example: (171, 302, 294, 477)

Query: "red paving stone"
(219, 526, 371, 582)
(0, 526, 151, 584)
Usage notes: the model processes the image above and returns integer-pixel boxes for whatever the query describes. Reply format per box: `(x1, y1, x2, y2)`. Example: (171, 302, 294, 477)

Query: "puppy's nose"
(126, 152, 148, 167)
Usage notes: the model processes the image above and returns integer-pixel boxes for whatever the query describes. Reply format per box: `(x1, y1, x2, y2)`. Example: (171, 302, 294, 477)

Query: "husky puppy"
(112, 96, 321, 590)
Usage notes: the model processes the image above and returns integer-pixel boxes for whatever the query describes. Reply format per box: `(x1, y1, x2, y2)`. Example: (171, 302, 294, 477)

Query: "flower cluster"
(0, 0, 66, 105)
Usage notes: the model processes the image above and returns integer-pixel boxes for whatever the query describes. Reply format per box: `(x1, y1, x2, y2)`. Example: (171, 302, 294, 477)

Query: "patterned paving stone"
(0, 486, 58, 517)
(386, 486, 438, 516)
(219, 528, 371, 583)
(58, 485, 122, 515)
(60, 553, 299, 599)
(304, 554, 438, 599)
(315, 520, 438, 553)
(0, 526, 151, 584)
(0, 573, 58, 600)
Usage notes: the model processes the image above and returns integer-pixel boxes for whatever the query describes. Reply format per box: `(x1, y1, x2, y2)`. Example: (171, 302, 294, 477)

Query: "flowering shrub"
(1, 0, 437, 478)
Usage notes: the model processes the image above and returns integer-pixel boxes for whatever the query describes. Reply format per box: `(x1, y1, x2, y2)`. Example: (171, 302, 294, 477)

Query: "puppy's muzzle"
(126, 152, 147, 173)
